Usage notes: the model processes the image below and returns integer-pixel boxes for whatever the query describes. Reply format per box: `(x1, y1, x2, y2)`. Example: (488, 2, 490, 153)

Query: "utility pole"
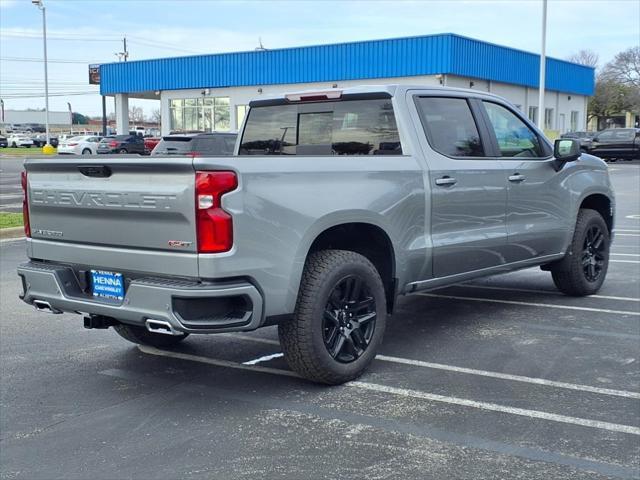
(537, 0, 547, 131)
(32, 0, 51, 149)
(116, 36, 129, 62)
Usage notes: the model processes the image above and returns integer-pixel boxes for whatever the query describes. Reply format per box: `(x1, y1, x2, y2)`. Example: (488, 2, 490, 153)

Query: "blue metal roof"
(99, 33, 594, 96)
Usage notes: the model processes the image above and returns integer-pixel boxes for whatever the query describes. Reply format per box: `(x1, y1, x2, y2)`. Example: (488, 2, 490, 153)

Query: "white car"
(8, 134, 34, 148)
(57, 135, 102, 155)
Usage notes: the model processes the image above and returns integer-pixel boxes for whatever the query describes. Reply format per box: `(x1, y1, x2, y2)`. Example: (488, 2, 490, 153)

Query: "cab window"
(482, 102, 544, 157)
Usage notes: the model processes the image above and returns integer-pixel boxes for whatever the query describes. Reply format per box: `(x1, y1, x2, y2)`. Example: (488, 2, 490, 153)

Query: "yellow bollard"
(42, 144, 56, 155)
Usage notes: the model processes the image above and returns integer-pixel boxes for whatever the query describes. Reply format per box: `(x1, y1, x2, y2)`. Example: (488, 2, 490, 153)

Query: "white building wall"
(3, 110, 71, 127)
(158, 74, 587, 138)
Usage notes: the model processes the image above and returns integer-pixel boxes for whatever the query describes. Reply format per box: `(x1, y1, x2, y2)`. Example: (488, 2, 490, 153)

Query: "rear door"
(479, 100, 570, 261)
(412, 94, 509, 278)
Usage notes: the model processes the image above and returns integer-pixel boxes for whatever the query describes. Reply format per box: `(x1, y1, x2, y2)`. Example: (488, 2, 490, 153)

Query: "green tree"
(72, 112, 89, 125)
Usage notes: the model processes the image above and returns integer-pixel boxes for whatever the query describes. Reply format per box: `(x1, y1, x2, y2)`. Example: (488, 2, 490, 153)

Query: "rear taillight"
(21, 171, 31, 238)
(195, 171, 237, 253)
(108, 141, 118, 147)
(68, 143, 78, 147)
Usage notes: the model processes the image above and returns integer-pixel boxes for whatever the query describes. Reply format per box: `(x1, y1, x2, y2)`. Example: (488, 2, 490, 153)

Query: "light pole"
(537, 0, 547, 132)
(32, 0, 52, 151)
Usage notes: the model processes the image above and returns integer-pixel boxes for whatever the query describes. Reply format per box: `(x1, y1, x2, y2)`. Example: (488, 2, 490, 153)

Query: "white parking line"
(137, 345, 640, 436)
(615, 229, 640, 233)
(616, 233, 640, 237)
(243, 352, 284, 365)
(457, 284, 640, 302)
(375, 355, 640, 399)
(350, 382, 640, 436)
(228, 334, 640, 399)
(418, 293, 640, 316)
(611, 259, 640, 264)
(611, 253, 640, 257)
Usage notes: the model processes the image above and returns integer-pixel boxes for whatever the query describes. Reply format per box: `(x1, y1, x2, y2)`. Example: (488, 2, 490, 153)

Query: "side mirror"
(552, 138, 581, 171)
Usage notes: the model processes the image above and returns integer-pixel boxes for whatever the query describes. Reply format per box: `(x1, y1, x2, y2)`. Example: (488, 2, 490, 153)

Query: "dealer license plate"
(90, 270, 124, 300)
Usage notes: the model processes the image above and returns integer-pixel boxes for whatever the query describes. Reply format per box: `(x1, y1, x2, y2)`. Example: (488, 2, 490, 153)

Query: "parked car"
(8, 134, 34, 148)
(151, 132, 237, 156)
(143, 137, 161, 154)
(17, 85, 614, 385)
(57, 135, 102, 155)
(31, 134, 59, 148)
(560, 131, 595, 151)
(0, 135, 8, 148)
(588, 128, 640, 161)
(96, 134, 146, 154)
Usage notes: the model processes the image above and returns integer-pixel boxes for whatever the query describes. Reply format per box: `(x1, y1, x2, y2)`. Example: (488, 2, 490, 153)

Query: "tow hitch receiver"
(84, 315, 118, 329)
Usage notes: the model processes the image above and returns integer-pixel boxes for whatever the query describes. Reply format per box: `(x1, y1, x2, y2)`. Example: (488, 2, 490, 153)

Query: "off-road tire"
(551, 208, 610, 296)
(113, 323, 189, 348)
(278, 249, 387, 385)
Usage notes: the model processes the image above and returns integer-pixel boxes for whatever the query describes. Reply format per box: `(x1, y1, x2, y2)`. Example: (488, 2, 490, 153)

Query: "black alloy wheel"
(322, 275, 377, 363)
(582, 225, 606, 282)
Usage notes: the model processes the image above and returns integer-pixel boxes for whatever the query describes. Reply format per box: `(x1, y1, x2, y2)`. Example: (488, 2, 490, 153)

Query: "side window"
(597, 131, 614, 141)
(613, 130, 634, 140)
(483, 102, 544, 158)
(414, 97, 484, 157)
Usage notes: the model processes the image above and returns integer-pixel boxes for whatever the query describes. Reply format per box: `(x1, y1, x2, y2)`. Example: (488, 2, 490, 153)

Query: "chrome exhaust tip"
(33, 300, 63, 314)
(145, 319, 180, 336)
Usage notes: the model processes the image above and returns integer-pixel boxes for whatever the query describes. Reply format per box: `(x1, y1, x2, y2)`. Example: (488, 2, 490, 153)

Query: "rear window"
(192, 135, 236, 156)
(152, 136, 194, 155)
(239, 99, 402, 155)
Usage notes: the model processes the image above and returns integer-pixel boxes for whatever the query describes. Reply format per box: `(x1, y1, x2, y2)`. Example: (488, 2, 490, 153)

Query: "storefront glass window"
(169, 96, 231, 133)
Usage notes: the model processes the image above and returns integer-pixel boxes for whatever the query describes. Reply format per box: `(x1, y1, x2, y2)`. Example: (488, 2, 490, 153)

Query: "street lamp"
(32, 0, 53, 153)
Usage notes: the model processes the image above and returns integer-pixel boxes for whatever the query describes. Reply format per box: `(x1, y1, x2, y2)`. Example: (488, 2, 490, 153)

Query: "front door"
(413, 95, 509, 278)
(480, 101, 571, 262)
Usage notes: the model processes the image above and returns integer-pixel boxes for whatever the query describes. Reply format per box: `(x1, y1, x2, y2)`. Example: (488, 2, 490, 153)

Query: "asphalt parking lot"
(0, 164, 638, 479)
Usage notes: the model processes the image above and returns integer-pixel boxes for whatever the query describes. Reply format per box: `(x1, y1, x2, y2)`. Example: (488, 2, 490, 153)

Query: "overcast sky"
(1, 0, 638, 117)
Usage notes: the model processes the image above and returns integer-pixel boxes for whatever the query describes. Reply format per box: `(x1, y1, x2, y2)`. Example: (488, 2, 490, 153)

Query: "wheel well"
(580, 194, 613, 233)
(307, 223, 397, 313)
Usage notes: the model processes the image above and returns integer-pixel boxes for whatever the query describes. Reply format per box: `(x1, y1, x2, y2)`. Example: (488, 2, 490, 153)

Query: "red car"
(144, 137, 161, 155)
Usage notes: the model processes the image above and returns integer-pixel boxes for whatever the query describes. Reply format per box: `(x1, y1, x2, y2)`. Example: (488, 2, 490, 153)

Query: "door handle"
(508, 173, 525, 183)
(435, 176, 457, 186)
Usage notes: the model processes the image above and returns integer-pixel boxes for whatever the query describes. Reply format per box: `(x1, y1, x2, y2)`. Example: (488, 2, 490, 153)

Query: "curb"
(0, 227, 25, 240)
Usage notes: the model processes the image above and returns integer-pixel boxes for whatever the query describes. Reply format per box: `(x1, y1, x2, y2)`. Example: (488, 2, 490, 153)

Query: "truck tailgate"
(25, 157, 199, 276)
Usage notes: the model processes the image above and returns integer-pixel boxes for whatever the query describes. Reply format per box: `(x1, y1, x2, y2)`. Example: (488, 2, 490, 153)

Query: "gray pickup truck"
(18, 85, 615, 384)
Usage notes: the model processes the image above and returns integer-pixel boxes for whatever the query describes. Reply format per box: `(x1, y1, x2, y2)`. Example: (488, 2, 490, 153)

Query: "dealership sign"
(89, 64, 100, 85)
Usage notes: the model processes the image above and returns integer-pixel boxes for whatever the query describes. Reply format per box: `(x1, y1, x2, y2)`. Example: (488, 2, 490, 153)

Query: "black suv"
(151, 132, 237, 156)
(97, 134, 146, 154)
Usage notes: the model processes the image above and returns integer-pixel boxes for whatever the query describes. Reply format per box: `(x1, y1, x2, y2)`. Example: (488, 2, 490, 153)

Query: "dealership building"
(97, 33, 595, 137)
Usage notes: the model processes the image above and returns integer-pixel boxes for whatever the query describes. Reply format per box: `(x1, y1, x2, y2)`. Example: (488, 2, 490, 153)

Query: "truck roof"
(249, 84, 507, 106)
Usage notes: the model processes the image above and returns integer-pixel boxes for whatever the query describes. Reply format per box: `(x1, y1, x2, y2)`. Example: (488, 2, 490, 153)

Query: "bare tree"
(151, 109, 161, 125)
(567, 49, 599, 68)
(129, 106, 145, 124)
(601, 46, 640, 88)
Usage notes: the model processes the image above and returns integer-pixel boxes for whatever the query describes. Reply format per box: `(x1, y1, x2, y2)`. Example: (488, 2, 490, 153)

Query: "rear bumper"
(17, 261, 264, 334)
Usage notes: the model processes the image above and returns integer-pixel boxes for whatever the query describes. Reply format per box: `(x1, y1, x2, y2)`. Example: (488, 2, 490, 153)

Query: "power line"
(0, 92, 100, 99)
(0, 32, 118, 42)
(1, 56, 93, 64)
